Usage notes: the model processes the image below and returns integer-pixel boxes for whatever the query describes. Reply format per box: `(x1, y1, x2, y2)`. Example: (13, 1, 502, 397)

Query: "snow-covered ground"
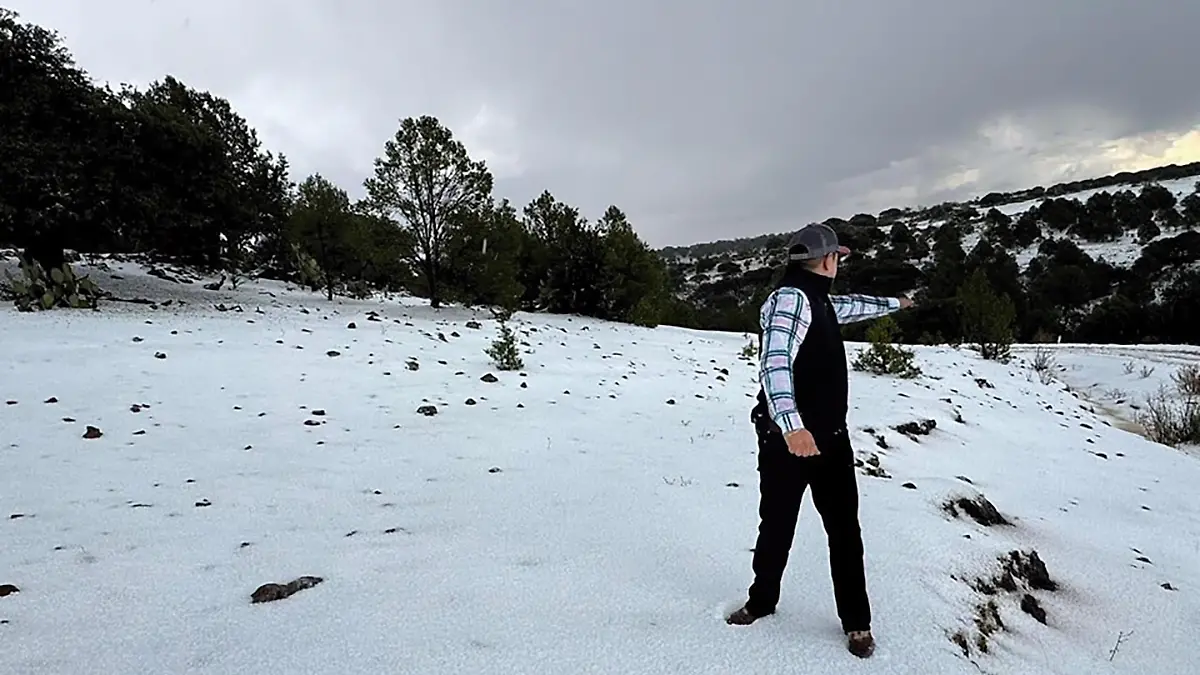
(2, 262, 1199, 675)
(1011, 343, 1200, 449)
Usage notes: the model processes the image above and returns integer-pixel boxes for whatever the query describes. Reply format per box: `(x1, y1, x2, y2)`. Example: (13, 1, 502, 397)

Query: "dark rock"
(44, 397, 57, 404)
(154, 352, 167, 359)
(902, 482, 917, 490)
(465, 398, 477, 406)
(326, 350, 341, 357)
(417, 405, 438, 416)
(347, 322, 356, 329)
(945, 494, 1009, 526)
(1020, 593, 1046, 624)
(894, 419, 936, 437)
(481, 373, 499, 383)
(1002, 550, 1057, 591)
(0, 584, 19, 597)
(251, 576, 324, 604)
(83, 426, 103, 439)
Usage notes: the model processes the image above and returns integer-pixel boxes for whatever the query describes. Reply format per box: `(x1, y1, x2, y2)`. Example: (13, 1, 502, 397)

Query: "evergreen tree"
(957, 268, 1016, 361)
(363, 115, 493, 308)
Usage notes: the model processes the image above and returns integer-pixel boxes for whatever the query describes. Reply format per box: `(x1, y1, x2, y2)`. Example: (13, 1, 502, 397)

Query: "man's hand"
(898, 296, 914, 309)
(784, 429, 820, 457)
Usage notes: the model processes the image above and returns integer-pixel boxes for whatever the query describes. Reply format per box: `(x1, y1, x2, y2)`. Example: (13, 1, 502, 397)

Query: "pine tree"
(957, 268, 1016, 361)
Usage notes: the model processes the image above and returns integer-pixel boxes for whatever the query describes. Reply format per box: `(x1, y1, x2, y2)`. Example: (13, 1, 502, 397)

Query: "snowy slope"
(2, 263, 1198, 675)
(668, 175, 1200, 292)
(1011, 343, 1200, 451)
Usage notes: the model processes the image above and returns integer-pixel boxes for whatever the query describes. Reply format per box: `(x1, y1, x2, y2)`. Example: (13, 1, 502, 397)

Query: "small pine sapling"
(852, 315, 921, 379)
(485, 316, 524, 371)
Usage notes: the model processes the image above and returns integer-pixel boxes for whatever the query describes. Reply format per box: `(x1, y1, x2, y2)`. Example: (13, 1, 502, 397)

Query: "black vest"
(757, 267, 849, 434)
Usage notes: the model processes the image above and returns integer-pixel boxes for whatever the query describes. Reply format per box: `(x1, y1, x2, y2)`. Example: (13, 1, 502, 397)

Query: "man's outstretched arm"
(830, 294, 909, 324)
(758, 288, 811, 433)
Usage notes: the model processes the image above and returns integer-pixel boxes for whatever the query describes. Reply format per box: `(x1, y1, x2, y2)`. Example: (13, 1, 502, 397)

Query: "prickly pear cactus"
(2, 260, 101, 311)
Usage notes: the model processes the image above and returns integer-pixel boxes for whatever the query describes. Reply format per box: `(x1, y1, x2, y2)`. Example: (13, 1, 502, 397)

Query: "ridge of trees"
(4, 9, 1197, 347)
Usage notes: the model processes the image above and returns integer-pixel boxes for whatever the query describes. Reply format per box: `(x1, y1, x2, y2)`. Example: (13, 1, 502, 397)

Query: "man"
(725, 222, 913, 660)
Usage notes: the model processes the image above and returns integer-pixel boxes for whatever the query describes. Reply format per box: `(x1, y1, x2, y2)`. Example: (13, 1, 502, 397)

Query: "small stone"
(0, 584, 19, 598)
(250, 576, 324, 604)
(666, 399, 676, 405)
(154, 352, 167, 359)
(1162, 582, 1177, 591)
(481, 373, 499, 383)
(488, 467, 502, 473)
(902, 482, 917, 490)
(194, 499, 211, 507)
(4, 400, 16, 406)
(327, 350, 341, 357)
(130, 404, 142, 413)
(465, 398, 477, 406)
(347, 322, 357, 329)
(1020, 593, 1046, 624)
(44, 397, 58, 404)
(417, 405, 438, 416)
(83, 426, 103, 439)
(311, 409, 326, 416)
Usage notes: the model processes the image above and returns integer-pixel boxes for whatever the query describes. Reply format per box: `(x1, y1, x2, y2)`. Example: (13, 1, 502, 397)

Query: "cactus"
(2, 260, 102, 311)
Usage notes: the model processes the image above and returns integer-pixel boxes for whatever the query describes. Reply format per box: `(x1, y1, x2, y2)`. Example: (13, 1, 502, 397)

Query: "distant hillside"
(659, 162, 1200, 345)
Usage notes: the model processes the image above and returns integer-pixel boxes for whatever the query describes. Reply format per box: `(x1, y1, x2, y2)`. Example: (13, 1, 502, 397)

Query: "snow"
(2, 261, 1199, 675)
(1011, 344, 1200, 452)
(990, 176, 1199, 218)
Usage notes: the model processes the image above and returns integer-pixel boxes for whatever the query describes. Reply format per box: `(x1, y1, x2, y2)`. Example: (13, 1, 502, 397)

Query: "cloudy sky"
(10, 0, 1200, 247)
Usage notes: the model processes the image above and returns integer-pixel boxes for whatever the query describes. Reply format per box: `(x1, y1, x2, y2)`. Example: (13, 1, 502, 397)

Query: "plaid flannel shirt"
(758, 288, 900, 433)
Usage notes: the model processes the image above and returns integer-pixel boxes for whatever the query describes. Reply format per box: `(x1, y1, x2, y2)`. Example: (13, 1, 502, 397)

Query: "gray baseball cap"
(787, 223, 851, 261)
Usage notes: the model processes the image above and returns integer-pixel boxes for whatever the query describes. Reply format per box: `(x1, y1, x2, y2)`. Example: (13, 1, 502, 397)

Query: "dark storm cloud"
(11, 0, 1200, 246)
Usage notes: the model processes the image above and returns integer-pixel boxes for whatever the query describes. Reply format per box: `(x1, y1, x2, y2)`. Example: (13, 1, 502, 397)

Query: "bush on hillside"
(852, 315, 921, 379)
(485, 314, 524, 371)
(2, 260, 101, 311)
(1138, 365, 1200, 447)
(957, 268, 1015, 362)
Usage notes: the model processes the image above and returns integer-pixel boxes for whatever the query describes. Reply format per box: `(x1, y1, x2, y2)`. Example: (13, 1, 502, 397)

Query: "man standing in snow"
(725, 223, 913, 659)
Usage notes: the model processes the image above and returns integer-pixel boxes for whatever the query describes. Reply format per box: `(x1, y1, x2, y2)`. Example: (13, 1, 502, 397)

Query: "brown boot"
(725, 605, 769, 625)
(847, 630, 875, 658)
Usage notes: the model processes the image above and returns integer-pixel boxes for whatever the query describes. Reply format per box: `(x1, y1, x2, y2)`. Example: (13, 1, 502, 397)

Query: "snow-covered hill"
(1, 262, 1198, 674)
(666, 175, 1200, 294)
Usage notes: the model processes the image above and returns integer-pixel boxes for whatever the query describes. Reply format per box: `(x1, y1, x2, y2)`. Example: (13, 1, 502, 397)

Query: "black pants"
(744, 406, 871, 633)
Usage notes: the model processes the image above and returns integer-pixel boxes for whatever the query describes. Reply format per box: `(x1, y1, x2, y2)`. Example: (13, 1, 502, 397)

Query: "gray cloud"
(11, 0, 1200, 246)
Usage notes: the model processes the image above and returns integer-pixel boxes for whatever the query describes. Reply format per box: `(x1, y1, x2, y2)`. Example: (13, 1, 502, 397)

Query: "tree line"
(0, 9, 680, 326)
(5, 8, 1198, 347)
(678, 181, 1200, 347)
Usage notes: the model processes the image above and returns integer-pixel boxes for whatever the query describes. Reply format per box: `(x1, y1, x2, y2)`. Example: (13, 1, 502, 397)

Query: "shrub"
(1137, 365, 1200, 446)
(485, 317, 524, 371)
(2, 260, 101, 311)
(739, 335, 757, 361)
(852, 315, 921, 378)
(1029, 346, 1057, 385)
(957, 268, 1015, 362)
